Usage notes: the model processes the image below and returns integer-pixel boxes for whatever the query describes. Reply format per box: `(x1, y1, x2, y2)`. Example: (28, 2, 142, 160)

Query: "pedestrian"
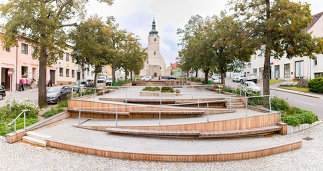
(48, 80, 53, 87)
(19, 79, 24, 91)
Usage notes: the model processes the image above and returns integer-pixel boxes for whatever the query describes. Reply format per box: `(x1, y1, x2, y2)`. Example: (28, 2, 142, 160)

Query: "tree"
(70, 16, 113, 87)
(231, 0, 323, 108)
(206, 12, 254, 85)
(0, 0, 113, 108)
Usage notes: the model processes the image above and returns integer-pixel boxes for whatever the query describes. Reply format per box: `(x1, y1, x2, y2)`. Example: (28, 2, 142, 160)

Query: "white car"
(141, 76, 152, 81)
(234, 75, 246, 82)
(209, 77, 221, 84)
(242, 81, 261, 94)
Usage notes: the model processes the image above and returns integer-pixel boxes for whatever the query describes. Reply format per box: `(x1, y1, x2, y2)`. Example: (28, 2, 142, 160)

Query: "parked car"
(209, 77, 221, 84)
(245, 73, 258, 83)
(97, 76, 106, 83)
(47, 86, 71, 104)
(141, 76, 152, 81)
(241, 81, 261, 94)
(234, 75, 246, 82)
(106, 77, 113, 86)
(0, 85, 6, 100)
(167, 76, 177, 80)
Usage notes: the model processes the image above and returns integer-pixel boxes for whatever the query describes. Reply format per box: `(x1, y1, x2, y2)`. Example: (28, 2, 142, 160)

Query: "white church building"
(140, 19, 166, 78)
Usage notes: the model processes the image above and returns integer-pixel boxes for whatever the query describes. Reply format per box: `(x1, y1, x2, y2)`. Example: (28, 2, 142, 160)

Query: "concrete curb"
(270, 88, 322, 99)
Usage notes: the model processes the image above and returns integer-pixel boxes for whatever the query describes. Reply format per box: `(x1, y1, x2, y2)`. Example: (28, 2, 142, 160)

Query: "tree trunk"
(204, 69, 209, 84)
(263, 0, 272, 108)
(112, 64, 116, 85)
(93, 68, 98, 88)
(195, 69, 198, 78)
(38, 45, 48, 108)
(186, 71, 189, 78)
(125, 70, 128, 80)
(221, 71, 225, 86)
(130, 71, 133, 82)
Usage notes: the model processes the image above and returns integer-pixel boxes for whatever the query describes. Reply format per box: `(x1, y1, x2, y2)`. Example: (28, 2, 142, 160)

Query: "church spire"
(149, 17, 158, 36)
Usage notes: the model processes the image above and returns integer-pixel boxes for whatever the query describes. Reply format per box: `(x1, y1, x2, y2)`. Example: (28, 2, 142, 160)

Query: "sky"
(1, 0, 322, 66)
(85, 0, 323, 66)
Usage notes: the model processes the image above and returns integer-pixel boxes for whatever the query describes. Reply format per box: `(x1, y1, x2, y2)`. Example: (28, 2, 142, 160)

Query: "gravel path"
(1, 124, 322, 170)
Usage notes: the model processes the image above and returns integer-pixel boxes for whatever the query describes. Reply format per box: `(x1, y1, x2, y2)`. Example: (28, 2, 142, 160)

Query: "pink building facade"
(0, 37, 75, 91)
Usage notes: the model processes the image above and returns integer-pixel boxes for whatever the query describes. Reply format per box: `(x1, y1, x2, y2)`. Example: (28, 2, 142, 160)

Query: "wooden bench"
(105, 125, 282, 138)
(129, 110, 205, 115)
(199, 125, 282, 138)
(68, 109, 130, 115)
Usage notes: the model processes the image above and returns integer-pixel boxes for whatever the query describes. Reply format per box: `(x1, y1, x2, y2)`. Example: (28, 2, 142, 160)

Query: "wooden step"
(22, 136, 47, 146)
(199, 126, 282, 138)
(106, 128, 200, 137)
(125, 99, 176, 104)
(129, 110, 204, 115)
(68, 109, 130, 115)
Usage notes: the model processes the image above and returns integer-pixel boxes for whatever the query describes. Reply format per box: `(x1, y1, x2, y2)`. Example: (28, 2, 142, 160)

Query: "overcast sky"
(85, 0, 322, 66)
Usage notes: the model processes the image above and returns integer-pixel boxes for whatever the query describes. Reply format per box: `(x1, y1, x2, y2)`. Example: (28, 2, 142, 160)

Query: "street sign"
(8, 69, 12, 77)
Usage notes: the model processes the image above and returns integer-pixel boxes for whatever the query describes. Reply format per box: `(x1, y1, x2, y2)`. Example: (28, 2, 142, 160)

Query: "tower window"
(154, 38, 156, 42)
(154, 51, 156, 55)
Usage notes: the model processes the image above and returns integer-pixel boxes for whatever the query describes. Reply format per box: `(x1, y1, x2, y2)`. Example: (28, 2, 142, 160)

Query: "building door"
(274, 65, 280, 79)
(154, 72, 157, 78)
(50, 70, 55, 83)
(295, 61, 304, 78)
(4, 68, 11, 90)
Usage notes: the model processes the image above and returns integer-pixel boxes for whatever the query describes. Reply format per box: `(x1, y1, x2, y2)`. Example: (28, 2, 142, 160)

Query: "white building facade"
(140, 19, 166, 78)
(244, 12, 323, 80)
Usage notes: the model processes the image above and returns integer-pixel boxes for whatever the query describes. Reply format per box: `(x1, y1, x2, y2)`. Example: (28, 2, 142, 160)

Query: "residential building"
(56, 48, 79, 85)
(244, 12, 323, 80)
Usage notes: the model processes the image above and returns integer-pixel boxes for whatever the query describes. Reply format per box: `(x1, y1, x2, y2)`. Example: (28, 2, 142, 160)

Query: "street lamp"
(76, 49, 81, 96)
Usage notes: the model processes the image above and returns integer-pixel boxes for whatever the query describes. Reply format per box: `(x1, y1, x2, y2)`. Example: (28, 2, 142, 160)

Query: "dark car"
(0, 85, 6, 100)
(47, 86, 71, 104)
(167, 76, 177, 80)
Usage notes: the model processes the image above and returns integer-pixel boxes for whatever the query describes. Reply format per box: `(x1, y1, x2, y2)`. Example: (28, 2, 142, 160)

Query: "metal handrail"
(8, 109, 29, 133)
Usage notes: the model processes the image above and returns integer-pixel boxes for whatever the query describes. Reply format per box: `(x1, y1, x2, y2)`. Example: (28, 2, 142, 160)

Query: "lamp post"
(76, 49, 81, 96)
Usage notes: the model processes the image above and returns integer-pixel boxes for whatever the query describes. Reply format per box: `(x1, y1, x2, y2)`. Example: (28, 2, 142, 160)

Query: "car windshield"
(246, 82, 256, 86)
(107, 77, 112, 80)
(48, 87, 61, 93)
(0, 85, 4, 90)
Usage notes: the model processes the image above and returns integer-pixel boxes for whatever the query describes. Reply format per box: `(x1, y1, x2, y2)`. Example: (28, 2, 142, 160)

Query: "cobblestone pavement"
(1, 124, 322, 171)
(0, 88, 38, 107)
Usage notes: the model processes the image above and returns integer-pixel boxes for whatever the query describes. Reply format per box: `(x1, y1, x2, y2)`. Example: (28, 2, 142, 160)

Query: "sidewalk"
(270, 87, 323, 99)
(0, 88, 38, 107)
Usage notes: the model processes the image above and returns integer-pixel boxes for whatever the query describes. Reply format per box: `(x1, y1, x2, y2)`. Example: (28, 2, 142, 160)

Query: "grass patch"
(57, 100, 68, 108)
(280, 86, 310, 92)
(270, 79, 284, 85)
(42, 107, 65, 118)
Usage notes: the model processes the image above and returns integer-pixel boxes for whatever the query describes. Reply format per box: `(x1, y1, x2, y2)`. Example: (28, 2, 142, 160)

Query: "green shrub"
(57, 100, 68, 108)
(189, 77, 202, 82)
(308, 77, 323, 93)
(9, 100, 39, 119)
(281, 107, 319, 127)
(116, 79, 131, 86)
(42, 107, 65, 118)
(283, 115, 301, 127)
(142, 87, 160, 91)
(270, 97, 290, 112)
(248, 94, 263, 106)
(161, 87, 174, 93)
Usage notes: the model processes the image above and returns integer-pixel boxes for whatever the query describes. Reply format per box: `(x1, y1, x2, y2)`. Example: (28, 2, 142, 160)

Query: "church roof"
(149, 18, 158, 36)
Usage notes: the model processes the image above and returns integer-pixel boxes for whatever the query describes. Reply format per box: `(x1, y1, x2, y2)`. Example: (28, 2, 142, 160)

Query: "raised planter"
(140, 91, 181, 96)
(287, 120, 322, 134)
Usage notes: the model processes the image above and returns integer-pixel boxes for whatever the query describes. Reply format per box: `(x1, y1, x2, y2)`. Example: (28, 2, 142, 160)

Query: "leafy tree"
(0, 0, 113, 108)
(70, 16, 113, 87)
(231, 0, 323, 108)
(206, 12, 254, 85)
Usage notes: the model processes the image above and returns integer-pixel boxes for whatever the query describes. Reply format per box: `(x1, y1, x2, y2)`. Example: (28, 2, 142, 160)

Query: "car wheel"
(0, 94, 3, 100)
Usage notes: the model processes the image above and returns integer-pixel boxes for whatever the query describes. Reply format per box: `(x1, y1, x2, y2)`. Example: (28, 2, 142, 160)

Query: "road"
(0, 88, 38, 107)
(225, 78, 323, 119)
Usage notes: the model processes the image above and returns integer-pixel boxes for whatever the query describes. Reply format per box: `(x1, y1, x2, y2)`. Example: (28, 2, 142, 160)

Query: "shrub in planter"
(142, 87, 160, 91)
(270, 97, 290, 112)
(161, 87, 174, 93)
(308, 77, 323, 93)
(248, 93, 263, 106)
(58, 100, 68, 108)
(297, 78, 308, 88)
(9, 100, 39, 119)
(42, 107, 65, 118)
(283, 115, 301, 127)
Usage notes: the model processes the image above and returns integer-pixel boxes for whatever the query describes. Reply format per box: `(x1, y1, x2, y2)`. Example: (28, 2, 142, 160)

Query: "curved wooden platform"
(46, 138, 302, 162)
(106, 125, 282, 138)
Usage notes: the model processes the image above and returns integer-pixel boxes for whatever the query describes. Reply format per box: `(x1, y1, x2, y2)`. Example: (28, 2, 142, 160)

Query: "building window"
(154, 51, 156, 55)
(66, 69, 70, 77)
(66, 53, 70, 61)
(21, 66, 28, 78)
(284, 63, 290, 78)
(59, 55, 63, 60)
(31, 46, 35, 55)
(59, 68, 63, 76)
(314, 59, 318, 65)
(6, 48, 10, 52)
(314, 72, 323, 78)
(154, 38, 156, 42)
(253, 68, 257, 76)
(72, 70, 75, 78)
(21, 43, 28, 54)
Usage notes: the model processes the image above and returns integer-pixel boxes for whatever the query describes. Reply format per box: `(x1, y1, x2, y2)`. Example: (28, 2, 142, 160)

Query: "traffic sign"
(8, 69, 12, 77)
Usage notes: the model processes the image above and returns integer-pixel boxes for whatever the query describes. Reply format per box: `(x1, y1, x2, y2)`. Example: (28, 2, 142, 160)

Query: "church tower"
(140, 18, 166, 78)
